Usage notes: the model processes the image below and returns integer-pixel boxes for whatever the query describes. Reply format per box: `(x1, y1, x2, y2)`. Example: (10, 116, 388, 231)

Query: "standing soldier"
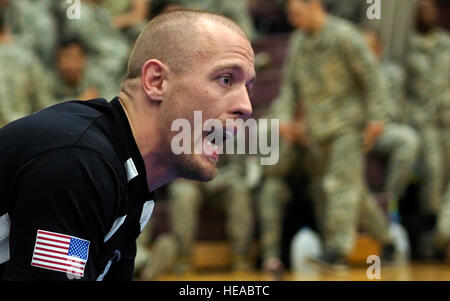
(404, 0, 448, 250)
(410, 0, 450, 261)
(268, 0, 395, 268)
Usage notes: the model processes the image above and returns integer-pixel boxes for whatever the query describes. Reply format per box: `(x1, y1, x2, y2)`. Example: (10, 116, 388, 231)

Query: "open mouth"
(203, 127, 236, 161)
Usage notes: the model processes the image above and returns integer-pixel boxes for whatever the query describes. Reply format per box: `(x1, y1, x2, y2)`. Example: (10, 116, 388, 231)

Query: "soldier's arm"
(385, 63, 406, 122)
(267, 31, 302, 122)
(341, 29, 388, 123)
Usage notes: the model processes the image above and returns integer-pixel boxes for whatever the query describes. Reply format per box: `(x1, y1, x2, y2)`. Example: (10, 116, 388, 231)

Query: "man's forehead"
(195, 22, 254, 63)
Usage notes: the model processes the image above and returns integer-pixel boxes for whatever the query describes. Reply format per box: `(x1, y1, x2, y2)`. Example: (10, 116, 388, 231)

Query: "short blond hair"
(126, 9, 248, 79)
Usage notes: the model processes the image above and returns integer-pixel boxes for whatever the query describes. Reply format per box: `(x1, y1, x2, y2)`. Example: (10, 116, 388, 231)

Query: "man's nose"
(232, 87, 253, 119)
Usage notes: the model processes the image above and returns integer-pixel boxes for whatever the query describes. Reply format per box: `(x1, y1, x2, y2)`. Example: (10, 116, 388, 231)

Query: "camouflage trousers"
(413, 125, 445, 214)
(435, 183, 450, 250)
(441, 126, 450, 184)
(267, 128, 392, 256)
(256, 177, 290, 261)
(435, 126, 450, 249)
(372, 123, 420, 203)
(167, 176, 254, 258)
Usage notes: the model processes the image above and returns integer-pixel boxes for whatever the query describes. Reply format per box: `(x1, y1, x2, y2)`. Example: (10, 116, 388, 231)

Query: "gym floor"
(152, 263, 450, 281)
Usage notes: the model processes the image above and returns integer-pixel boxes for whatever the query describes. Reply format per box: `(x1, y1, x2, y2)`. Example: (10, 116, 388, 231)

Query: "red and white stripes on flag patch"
(31, 230, 88, 277)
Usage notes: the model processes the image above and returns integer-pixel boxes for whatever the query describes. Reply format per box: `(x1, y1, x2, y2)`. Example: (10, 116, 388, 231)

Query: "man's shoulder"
(0, 99, 123, 175)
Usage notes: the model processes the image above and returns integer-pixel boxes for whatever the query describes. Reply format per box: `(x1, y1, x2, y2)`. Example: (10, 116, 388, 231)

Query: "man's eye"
(218, 75, 233, 86)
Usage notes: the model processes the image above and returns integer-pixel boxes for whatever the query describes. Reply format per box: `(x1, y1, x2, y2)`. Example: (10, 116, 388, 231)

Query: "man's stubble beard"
(164, 127, 217, 182)
(171, 151, 217, 182)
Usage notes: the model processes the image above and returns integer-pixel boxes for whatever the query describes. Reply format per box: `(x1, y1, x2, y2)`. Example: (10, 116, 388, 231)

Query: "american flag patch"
(31, 230, 90, 277)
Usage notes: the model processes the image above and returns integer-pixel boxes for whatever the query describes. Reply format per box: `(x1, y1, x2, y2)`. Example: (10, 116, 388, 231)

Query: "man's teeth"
(207, 140, 219, 150)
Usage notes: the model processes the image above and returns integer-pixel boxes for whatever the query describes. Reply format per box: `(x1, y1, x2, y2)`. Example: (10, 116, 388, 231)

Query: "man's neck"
(118, 89, 177, 192)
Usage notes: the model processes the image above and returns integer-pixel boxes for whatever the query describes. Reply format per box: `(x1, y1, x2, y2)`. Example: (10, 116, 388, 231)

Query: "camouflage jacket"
(270, 16, 388, 141)
(405, 29, 450, 126)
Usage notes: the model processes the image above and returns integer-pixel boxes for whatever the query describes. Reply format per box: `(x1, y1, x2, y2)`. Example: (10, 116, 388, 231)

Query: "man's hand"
(364, 121, 385, 152)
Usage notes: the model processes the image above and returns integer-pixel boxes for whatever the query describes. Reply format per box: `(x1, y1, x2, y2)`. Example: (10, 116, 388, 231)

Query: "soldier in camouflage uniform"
(363, 28, 420, 220)
(414, 0, 450, 259)
(0, 12, 53, 127)
(168, 155, 258, 272)
(404, 0, 448, 218)
(56, 0, 130, 90)
(51, 36, 117, 102)
(264, 0, 395, 267)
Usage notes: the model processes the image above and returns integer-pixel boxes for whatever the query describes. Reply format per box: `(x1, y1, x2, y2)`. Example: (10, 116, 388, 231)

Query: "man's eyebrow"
(213, 64, 256, 78)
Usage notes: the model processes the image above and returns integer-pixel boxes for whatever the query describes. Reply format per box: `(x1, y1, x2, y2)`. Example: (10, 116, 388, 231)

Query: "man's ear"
(141, 59, 167, 102)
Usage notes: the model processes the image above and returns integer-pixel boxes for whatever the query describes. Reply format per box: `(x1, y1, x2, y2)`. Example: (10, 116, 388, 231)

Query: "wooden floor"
(153, 263, 450, 281)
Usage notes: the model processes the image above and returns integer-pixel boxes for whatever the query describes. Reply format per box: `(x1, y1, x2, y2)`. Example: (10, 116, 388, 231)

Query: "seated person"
(51, 36, 117, 102)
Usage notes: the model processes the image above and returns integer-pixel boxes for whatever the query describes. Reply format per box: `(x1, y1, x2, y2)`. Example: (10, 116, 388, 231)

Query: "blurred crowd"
(0, 0, 449, 280)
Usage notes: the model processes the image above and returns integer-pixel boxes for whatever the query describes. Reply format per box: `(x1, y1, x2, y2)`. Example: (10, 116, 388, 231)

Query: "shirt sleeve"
(267, 31, 303, 122)
(2, 147, 123, 281)
(341, 28, 389, 123)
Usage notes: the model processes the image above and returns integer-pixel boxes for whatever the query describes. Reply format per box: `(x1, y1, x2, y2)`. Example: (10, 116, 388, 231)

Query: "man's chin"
(175, 154, 218, 182)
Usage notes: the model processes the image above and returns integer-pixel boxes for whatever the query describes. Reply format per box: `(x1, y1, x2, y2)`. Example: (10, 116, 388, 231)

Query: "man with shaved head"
(0, 9, 255, 280)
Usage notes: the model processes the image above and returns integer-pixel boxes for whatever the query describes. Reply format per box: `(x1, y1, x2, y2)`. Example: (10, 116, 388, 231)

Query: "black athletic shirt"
(0, 97, 156, 280)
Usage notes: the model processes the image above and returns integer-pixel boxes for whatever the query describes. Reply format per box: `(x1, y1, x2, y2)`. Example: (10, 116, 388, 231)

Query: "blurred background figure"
(363, 27, 420, 223)
(167, 155, 257, 274)
(268, 0, 395, 269)
(56, 0, 130, 91)
(51, 36, 116, 101)
(404, 0, 449, 259)
(102, 0, 150, 43)
(3, 0, 57, 67)
(0, 5, 53, 127)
